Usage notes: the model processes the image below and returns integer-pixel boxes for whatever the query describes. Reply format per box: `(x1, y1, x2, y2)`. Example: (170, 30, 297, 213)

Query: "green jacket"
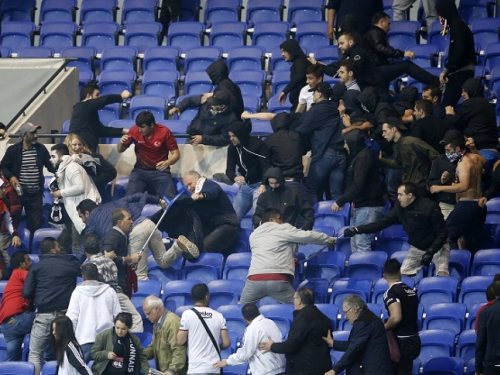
(91, 328, 150, 375)
(380, 135, 439, 189)
(144, 310, 187, 375)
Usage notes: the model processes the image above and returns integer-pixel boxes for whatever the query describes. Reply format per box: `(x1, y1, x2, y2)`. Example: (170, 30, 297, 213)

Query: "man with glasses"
(259, 287, 333, 375)
(323, 294, 393, 375)
(143, 296, 187, 375)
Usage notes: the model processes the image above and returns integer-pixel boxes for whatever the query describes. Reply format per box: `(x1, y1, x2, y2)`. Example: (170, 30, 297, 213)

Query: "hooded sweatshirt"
(393, 87, 419, 117)
(336, 130, 385, 208)
(253, 167, 315, 229)
(445, 78, 499, 150)
(264, 112, 307, 181)
(226, 122, 271, 184)
(279, 39, 312, 108)
(206, 60, 244, 117)
(435, 0, 476, 75)
(66, 280, 121, 345)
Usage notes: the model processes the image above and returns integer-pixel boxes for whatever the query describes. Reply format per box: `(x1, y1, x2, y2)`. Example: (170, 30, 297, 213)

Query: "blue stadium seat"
(471, 18, 500, 52)
(376, 225, 410, 256)
(184, 71, 212, 95)
(142, 46, 180, 72)
(182, 253, 224, 283)
(296, 21, 330, 50)
(124, 22, 162, 53)
(267, 93, 292, 113)
(101, 46, 137, 72)
(287, 0, 324, 27)
(299, 278, 330, 303)
(39, 21, 77, 53)
(330, 330, 351, 362)
(105, 119, 136, 143)
(346, 251, 387, 283)
(110, 176, 129, 200)
(387, 20, 420, 51)
(174, 95, 200, 122)
(314, 200, 350, 227)
(39, 0, 76, 24)
(142, 70, 179, 101)
(252, 21, 290, 53)
(484, 42, 500, 72)
(148, 256, 183, 287)
(98, 70, 136, 96)
(41, 361, 57, 375)
(81, 22, 119, 54)
(459, 0, 488, 24)
(209, 21, 246, 53)
(204, 0, 241, 27)
(316, 303, 339, 330)
(246, 0, 283, 27)
(134, 279, 162, 297)
(79, 0, 116, 25)
(0, 361, 35, 375)
(422, 356, 464, 375)
(227, 46, 265, 72)
(130, 95, 166, 120)
(223, 252, 252, 280)
(242, 95, 261, 113)
(486, 198, 500, 223)
(31, 228, 63, 253)
(184, 46, 222, 73)
(405, 44, 439, 68)
(305, 251, 346, 282)
(98, 103, 120, 126)
(466, 358, 476, 375)
(330, 278, 372, 308)
(0, 21, 35, 53)
(457, 330, 477, 364)
(17, 46, 54, 57)
(271, 69, 290, 96)
(0, 0, 36, 22)
(259, 304, 294, 336)
(417, 277, 458, 311)
(217, 304, 246, 339)
(422, 302, 466, 335)
(141, 204, 160, 217)
(167, 21, 205, 53)
(371, 276, 415, 306)
(207, 279, 245, 309)
(428, 249, 471, 282)
(313, 45, 339, 66)
(229, 70, 266, 99)
(135, 332, 153, 348)
(121, 0, 157, 25)
(61, 46, 96, 74)
(428, 20, 450, 52)
(162, 279, 199, 311)
(250, 120, 273, 135)
(466, 302, 486, 330)
(471, 249, 500, 276)
(459, 276, 494, 310)
(158, 120, 189, 135)
(418, 329, 456, 366)
(0, 46, 11, 57)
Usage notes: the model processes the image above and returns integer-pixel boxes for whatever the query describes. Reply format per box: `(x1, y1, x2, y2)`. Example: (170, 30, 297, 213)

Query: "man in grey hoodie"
(240, 208, 336, 304)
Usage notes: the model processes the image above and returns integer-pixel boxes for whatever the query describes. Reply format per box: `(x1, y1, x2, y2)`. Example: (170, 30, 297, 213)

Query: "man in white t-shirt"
(213, 303, 285, 375)
(295, 64, 324, 113)
(177, 283, 231, 374)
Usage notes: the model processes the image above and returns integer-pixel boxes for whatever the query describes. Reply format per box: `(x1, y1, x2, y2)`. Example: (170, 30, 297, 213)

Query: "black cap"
(308, 82, 333, 97)
(440, 129, 464, 145)
(385, 116, 407, 131)
(207, 90, 230, 106)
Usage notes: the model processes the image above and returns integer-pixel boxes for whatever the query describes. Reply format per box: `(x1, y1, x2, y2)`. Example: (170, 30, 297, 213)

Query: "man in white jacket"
(240, 208, 336, 304)
(213, 303, 286, 375)
(66, 262, 121, 362)
(49, 143, 101, 252)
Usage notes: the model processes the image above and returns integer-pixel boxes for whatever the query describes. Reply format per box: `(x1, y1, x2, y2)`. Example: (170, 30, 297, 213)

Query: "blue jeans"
(1, 311, 35, 361)
(126, 168, 177, 200)
(233, 182, 260, 220)
(351, 206, 384, 252)
(80, 343, 93, 363)
(480, 149, 500, 180)
(307, 148, 347, 201)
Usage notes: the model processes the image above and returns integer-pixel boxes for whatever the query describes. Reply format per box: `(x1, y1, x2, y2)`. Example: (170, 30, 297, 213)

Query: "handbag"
(191, 308, 223, 375)
(386, 330, 401, 363)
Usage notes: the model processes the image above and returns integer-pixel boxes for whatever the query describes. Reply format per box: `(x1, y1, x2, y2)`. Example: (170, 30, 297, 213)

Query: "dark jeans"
(204, 223, 239, 257)
(19, 192, 43, 235)
(484, 366, 500, 375)
(159, 0, 182, 37)
(446, 200, 487, 253)
(1, 311, 35, 361)
(442, 70, 475, 107)
(307, 148, 347, 201)
(126, 168, 177, 200)
(380, 61, 439, 87)
(395, 335, 421, 375)
(80, 343, 93, 363)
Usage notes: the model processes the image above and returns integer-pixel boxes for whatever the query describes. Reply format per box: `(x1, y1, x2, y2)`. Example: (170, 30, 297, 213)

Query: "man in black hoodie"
(204, 60, 244, 118)
(253, 167, 315, 230)
(410, 99, 450, 153)
(332, 130, 385, 252)
(435, 0, 476, 107)
(279, 39, 312, 111)
(226, 122, 271, 220)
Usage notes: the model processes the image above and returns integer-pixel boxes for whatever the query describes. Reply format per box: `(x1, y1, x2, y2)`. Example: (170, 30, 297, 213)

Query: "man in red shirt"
(0, 251, 34, 361)
(117, 111, 180, 199)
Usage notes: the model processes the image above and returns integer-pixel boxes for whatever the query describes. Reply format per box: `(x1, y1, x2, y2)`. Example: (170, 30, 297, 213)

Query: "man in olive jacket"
(143, 296, 187, 375)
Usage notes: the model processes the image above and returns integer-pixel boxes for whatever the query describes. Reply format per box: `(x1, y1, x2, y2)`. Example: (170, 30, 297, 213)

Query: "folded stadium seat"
(17, 46, 54, 58)
(486, 198, 500, 221)
(39, 0, 77, 24)
(39, 21, 77, 54)
(32, 228, 63, 254)
(211, 180, 240, 203)
(371, 276, 415, 306)
(418, 329, 456, 367)
(245, 0, 283, 27)
(271, 69, 291, 96)
(229, 70, 266, 100)
(242, 95, 261, 113)
(0, 46, 11, 57)
(148, 256, 183, 287)
(259, 304, 294, 336)
(79, 0, 117, 26)
(133, 279, 162, 298)
(427, 20, 450, 52)
(471, 248, 500, 276)
(458, 0, 488, 24)
(157, 120, 189, 135)
(141, 70, 179, 102)
(458, 276, 494, 310)
(249, 119, 273, 136)
(227, 46, 265, 72)
(457, 330, 477, 364)
(417, 276, 458, 311)
(346, 251, 387, 283)
(316, 303, 339, 330)
(251, 21, 290, 54)
(108, 176, 129, 201)
(204, 0, 241, 27)
(466, 358, 476, 375)
(427, 249, 471, 282)
(142, 46, 181, 72)
(184, 71, 213, 96)
(404, 44, 439, 68)
(162, 279, 199, 311)
(313, 45, 339, 66)
(287, 0, 324, 28)
(209, 21, 247, 53)
(100, 46, 138, 72)
(182, 253, 224, 284)
(304, 251, 346, 282)
(313, 201, 350, 231)
(422, 357, 464, 375)
(105, 119, 136, 143)
(222, 252, 251, 280)
(298, 278, 330, 303)
(129, 95, 166, 120)
(121, 0, 157, 25)
(98, 103, 120, 126)
(0, 0, 36, 22)
(483, 42, 500, 72)
(471, 18, 500, 53)
(422, 302, 467, 335)
(81, 22, 119, 54)
(296, 21, 330, 51)
(207, 279, 245, 309)
(267, 94, 291, 115)
(98, 70, 136, 96)
(329, 278, 372, 308)
(41, 361, 57, 375)
(173, 95, 200, 122)
(184, 46, 223, 74)
(217, 304, 246, 339)
(387, 20, 420, 51)
(0, 21, 35, 53)
(374, 224, 410, 257)
(174, 305, 194, 318)
(466, 302, 486, 330)
(330, 331, 350, 363)
(167, 21, 205, 54)
(124, 22, 162, 53)
(61, 46, 96, 74)
(0, 362, 35, 375)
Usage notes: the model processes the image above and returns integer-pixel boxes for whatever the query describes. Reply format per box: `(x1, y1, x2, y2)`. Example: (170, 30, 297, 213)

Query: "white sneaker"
(176, 235, 200, 258)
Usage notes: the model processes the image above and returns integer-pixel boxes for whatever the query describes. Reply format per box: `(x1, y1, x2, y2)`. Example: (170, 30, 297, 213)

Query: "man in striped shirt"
(1, 123, 55, 234)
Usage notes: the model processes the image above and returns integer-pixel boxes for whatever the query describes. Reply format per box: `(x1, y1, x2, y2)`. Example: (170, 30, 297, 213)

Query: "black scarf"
(105, 331, 140, 375)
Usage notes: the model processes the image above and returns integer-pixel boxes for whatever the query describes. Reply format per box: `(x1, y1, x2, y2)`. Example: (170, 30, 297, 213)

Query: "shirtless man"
(430, 130, 487, 252)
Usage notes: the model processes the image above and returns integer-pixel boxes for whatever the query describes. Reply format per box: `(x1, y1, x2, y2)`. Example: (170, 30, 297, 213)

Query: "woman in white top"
(50, 315, 92, 375)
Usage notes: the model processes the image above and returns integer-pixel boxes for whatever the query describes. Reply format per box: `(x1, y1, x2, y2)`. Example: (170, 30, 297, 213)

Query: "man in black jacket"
(436, 0, 476, 107)
(253, 168, 315, 230)
(69, 84, 131, 153)
(259, 287, 333, 375)
(226, 121, 271, 220)
(205, 60, 244, 118)
(22, 237, 81, 375)
(279, 39, 312, 111)
(1, 123, 56, 234)
(476, 280, 500, 375)
(410, 99, 450, 153)
(363, 12, 439, 89)
(324, 294, 393, 375)
(332, 130, 385, 252)
(344, 182, 450, 277)
(296, 82, 347, 201)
